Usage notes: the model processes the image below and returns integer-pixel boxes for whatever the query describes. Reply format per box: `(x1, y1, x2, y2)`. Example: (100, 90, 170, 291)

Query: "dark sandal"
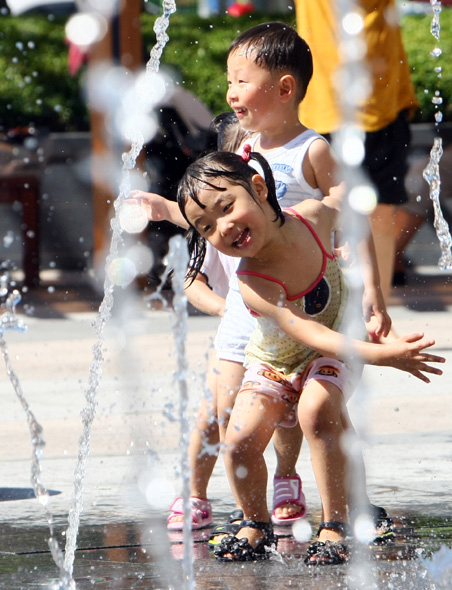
(304, 540, 350, 566)
(373, 516, 396, 545)
(208, 509, 245, 547)
(227, 508, 244, 522)
(304, 521, 350, 566)
(208, 522, 242, 546)
(350, 505, 395, 544)
(213, 520, 275, 562)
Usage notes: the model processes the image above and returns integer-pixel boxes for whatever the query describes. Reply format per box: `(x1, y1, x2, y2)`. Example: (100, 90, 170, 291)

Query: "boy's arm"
(185, 273, 226, 317)
(355, 217, 391, 338)
(306, 140, 391, 336)
(239, 278, 445, 383)
(129, 190, 188, 229)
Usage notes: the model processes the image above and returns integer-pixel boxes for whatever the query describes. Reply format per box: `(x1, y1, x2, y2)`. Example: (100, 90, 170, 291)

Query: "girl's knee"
(298, 388, 343, 436)
(224, 431, 261, 466)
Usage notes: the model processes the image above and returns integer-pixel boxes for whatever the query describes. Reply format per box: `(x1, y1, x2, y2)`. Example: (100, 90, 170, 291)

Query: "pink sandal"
(271, 474, 307, 526)
(167, 496, 213, 530)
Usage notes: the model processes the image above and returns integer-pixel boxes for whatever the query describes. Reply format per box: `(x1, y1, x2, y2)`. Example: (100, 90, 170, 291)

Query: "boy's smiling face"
(226, 49, 283, 134)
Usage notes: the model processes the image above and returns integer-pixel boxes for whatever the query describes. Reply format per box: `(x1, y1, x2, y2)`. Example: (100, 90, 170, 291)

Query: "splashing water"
(422, 0, 452, 270)
(158, 235, 194, 590)
(423, 138, 452, 269)
(421, 545, 452, 588)
(0, 285, 68, 583)
(61, 1, 179, 587)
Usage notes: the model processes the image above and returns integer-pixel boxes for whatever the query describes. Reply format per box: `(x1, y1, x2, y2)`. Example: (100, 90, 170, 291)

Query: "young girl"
(177, 148, 445, 564)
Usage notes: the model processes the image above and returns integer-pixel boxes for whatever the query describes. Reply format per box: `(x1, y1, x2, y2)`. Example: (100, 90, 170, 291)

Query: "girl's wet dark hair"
(209, 112, 253, 153)
(177, 149, 285, 283)
(228, 21, 313, 103)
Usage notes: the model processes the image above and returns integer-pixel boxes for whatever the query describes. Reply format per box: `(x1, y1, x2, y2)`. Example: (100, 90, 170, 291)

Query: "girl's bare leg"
(224, 391, 292, 547)
(298, 380, 349, 543)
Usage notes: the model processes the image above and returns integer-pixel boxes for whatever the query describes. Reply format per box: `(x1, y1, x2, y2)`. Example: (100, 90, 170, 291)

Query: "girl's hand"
(375, 333, 445, 383)
(128, 190, 169, 222)
(128, 190, 187, 228)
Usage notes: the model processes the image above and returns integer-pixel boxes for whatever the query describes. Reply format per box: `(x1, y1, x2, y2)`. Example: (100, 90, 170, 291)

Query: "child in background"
(177, 148, 445, 564)
(131, 22, 391, 532)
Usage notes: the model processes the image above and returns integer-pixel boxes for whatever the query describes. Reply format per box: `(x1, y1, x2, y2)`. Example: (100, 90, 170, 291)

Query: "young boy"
(131, 22, 390, 533)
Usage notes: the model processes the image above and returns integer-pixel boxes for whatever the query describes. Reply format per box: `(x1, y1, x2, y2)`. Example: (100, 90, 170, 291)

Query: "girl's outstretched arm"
(129, 190, 188, 229)
(239, 279, 445, 383)
(355, 332, 445, 383)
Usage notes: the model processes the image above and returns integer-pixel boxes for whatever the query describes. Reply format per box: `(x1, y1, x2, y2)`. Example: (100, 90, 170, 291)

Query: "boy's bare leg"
(189, 398, 219, 499)
(168, 355, 220, 526)
(272, 424, 304, 519)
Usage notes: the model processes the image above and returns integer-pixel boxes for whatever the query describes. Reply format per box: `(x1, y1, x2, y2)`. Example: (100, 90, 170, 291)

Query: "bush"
(401, 9, 452, 123)
(0, 16, 89, 132)
(0, 10, 450, 132)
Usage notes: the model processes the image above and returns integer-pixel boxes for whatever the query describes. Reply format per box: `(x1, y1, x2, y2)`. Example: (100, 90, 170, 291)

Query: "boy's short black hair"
(228, 21, 313, 103)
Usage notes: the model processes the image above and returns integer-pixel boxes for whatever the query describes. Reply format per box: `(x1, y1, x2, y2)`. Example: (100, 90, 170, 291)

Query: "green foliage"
(401, 9, 452, 123)
(0, 10, 450, 131)
(140, 12, 297, 117)
(0, 16, 89, 132)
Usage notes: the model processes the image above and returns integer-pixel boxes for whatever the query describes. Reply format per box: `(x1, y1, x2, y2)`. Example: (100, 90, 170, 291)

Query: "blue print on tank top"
(275, 180, 287, 200)
(272, 163, 293, 200)
(272, 163, 293, 174)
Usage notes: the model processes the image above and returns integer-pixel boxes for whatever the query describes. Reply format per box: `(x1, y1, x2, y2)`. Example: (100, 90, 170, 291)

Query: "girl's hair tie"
(241, 143, 252, 163)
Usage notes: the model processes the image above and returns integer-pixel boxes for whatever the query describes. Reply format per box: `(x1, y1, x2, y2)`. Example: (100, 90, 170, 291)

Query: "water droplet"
(435, 111, 443, 123)
(342, 12, 364, 35)
(292, 519, 312, 542)
(118, 203, 149, 234)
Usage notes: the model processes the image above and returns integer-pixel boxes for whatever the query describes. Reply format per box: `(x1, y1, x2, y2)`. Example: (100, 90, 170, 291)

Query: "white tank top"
(245, 129, 326, 207)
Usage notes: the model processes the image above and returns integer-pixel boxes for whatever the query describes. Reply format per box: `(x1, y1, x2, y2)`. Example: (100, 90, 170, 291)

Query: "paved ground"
(0, 224, 452, 589)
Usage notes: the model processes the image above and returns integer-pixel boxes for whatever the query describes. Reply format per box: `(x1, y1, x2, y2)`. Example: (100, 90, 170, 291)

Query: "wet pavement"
(1, 230, 452, 588)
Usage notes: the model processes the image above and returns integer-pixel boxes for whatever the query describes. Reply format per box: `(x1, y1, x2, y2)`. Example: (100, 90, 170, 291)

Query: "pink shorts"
(240, 358, 360, 428)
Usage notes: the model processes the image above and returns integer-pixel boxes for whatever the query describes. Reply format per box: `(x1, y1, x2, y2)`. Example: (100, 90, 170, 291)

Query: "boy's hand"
(362, 285, 391, 339)
(375, 333, 445, 383)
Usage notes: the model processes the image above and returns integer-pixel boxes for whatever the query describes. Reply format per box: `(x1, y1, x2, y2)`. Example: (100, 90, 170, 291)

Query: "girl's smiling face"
(226, 49, 282, 133)
(184, 175, 268, 258)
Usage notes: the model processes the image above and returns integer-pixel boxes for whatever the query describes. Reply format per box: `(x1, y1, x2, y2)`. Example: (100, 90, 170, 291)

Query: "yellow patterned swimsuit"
(237, 207, 348, 380)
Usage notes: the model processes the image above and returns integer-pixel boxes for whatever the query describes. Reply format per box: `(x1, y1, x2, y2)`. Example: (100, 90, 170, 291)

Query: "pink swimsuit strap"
(237, 207, 334, 301)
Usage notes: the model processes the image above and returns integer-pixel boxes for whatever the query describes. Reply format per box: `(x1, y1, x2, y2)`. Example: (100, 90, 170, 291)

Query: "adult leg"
(394, 208, 426, 274)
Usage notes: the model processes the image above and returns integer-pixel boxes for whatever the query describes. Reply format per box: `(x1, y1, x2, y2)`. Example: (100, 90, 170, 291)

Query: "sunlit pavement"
(0, 229, 451, 588)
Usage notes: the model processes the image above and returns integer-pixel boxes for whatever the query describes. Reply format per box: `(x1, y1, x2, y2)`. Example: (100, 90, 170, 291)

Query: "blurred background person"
(295, 0, 419, 338)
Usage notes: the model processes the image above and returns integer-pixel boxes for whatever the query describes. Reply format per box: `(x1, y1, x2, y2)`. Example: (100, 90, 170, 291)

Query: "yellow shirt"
(296, 0, 419, 133)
